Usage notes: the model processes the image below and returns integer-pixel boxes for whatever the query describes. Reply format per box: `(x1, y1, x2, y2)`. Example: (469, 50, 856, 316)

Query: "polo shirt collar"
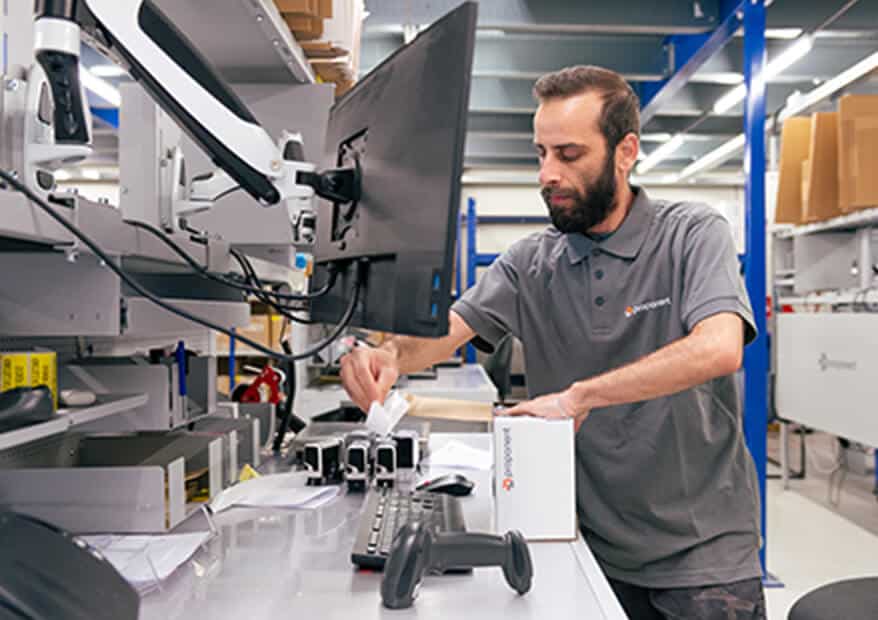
(565, 186, 655, 264)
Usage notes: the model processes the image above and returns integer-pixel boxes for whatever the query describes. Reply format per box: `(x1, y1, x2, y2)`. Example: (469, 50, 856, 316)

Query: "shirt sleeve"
(451, 250, 521, 347)
(680, 215, 757, 345)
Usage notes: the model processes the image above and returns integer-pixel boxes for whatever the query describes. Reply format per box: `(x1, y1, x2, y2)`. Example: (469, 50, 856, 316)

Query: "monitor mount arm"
(33, 0, 360, 207)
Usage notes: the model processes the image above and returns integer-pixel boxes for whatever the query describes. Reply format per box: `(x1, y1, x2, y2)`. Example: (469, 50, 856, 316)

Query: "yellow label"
(0, 354, 30, 391)
(238, 464, 261, 482)
(0, 352, 58, 409)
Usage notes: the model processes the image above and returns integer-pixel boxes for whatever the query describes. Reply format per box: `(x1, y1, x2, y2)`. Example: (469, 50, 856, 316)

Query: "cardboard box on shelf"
(299, 40, 349, 58)
(838, 94, 878, 213)
(275, 0, 319, 16)
(216, 374, 258, 397)
(800, 159, 811, 219)
(802, 112, 840, 223)
(284, 14, 324, 40)
(774, 117, 811, 225)
(215, 315, 271, 354)
(268, 315, 287, 351)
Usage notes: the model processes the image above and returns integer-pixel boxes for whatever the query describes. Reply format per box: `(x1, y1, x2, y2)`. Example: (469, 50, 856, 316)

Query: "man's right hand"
(340, 346, 400, 413)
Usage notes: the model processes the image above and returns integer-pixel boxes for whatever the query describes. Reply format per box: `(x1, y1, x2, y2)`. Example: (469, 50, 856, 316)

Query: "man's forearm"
(381, 336, 450, 375)
(566, 313, 743, 415)
(381, 310, 476, 374)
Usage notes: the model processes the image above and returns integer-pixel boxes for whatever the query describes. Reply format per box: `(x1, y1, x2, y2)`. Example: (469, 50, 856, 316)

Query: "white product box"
(493, 416, 576, 541)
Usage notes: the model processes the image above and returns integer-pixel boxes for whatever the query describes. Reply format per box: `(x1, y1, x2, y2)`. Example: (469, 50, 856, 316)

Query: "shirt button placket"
(591, 248, 611, 332)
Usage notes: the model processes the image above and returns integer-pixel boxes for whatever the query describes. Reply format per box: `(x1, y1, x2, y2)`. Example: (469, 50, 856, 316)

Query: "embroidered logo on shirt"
(624, 297, 671, 318)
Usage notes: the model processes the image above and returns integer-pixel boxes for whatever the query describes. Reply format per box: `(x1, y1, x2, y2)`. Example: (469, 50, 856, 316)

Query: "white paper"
(366, 390, 409, 435)
(209, 471, 340, 514)
(80, 532, 211, 591)
(425, 439, 493, 471)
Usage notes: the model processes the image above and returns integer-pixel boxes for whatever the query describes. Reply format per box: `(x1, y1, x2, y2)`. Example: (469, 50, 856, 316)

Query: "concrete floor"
(764, 431, 878, 619)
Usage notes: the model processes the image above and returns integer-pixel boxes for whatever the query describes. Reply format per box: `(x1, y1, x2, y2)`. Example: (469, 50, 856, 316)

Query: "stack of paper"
(80, 532, 212, 592)
(209, 471, 340, 514)
(425, 440, 493, 471)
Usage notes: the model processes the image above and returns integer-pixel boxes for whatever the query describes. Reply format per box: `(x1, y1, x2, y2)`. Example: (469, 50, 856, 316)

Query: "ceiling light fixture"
(712, 35, 814, 114)
(676, 133, 746, 182)
(636, 134, 686, 174)
(780, 50, 878, 121)
(79, 64, 122, 107)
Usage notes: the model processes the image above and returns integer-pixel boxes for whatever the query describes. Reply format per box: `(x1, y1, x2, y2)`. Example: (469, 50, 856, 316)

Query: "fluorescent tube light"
(780, 50, 878, 121)
(79, 64, 121, 107)
(636, 134, 686, 174)
(713, 35, 814, 114)
(677, 133, 746, 182)
(89, 64, 126, 78)
(713, 84, 747, 114)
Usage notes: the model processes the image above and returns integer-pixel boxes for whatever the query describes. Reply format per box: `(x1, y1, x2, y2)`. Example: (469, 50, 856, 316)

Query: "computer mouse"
(415, 473, 475, 497)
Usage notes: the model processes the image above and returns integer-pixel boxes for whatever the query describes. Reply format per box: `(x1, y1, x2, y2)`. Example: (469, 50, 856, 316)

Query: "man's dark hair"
(533, 65, 640, 151)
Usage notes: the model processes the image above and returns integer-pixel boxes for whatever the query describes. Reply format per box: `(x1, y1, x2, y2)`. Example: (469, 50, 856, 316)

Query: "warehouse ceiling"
(359, 0, 878, 182)
(79, 0, 878, 185)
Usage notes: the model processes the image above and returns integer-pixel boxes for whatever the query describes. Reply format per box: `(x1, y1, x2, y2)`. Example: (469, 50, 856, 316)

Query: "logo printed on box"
(494, 417, 576, 540)
(502, 427, 515, 491)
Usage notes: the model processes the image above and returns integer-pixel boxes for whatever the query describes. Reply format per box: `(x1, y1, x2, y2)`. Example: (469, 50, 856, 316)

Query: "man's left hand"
(502, 390, 588, 431)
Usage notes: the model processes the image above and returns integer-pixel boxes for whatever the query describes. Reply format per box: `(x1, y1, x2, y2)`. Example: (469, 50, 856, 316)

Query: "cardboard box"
(0, 349, 57, 410)
(802, 112, 840, 223)
(275, 0, 318, 15)
(800, 159, 811, 218)
(838, 94, 878, 212)
(774, 117, 811, 224)
(284, 14, 324, 40)
(493, 416, 576, 541)
(268, 314, 293, 351)
(215, 315, 271, 354)
(216, 374, 258, 397)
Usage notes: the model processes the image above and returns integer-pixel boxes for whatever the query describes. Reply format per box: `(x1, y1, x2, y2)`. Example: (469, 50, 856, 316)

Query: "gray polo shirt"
(452, 187, 761, 588)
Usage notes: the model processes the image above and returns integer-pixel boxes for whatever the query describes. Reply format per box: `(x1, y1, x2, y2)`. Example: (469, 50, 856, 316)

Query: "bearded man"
(340, 65, 765, 620)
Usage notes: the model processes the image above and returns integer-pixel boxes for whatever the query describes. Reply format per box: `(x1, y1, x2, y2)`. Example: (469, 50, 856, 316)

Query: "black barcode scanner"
(380, 521, 533, 609)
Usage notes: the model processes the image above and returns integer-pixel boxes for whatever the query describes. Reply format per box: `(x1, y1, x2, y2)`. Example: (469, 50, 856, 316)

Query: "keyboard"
(351, 485, 467, 570)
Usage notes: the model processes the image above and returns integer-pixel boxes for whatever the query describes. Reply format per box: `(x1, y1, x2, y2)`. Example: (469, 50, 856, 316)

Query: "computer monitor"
(308, 2, 478, 338)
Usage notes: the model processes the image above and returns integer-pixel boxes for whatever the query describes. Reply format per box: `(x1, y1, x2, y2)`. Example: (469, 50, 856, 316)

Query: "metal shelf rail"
(0, 393, 148, 452)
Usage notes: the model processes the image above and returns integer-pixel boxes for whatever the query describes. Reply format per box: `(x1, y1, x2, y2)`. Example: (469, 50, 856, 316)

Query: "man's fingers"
(340, 348, 401, 413)
(340, 353, 375, 412)
(374, 365, 398, 403)
(502, 403, 530, 416)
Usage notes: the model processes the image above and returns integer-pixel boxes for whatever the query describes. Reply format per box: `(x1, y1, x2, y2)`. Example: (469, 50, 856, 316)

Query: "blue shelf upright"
(742, 0, 769, 573)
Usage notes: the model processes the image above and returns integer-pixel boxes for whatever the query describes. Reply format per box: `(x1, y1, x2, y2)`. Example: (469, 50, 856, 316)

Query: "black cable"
(273, 337, 307, 453)
(0, 168, 363, 363)
(230, 246, 339, 306)
(228, 248, 325, 325)
(231, 250, 327, 325)
(125, 218, 338, 302)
